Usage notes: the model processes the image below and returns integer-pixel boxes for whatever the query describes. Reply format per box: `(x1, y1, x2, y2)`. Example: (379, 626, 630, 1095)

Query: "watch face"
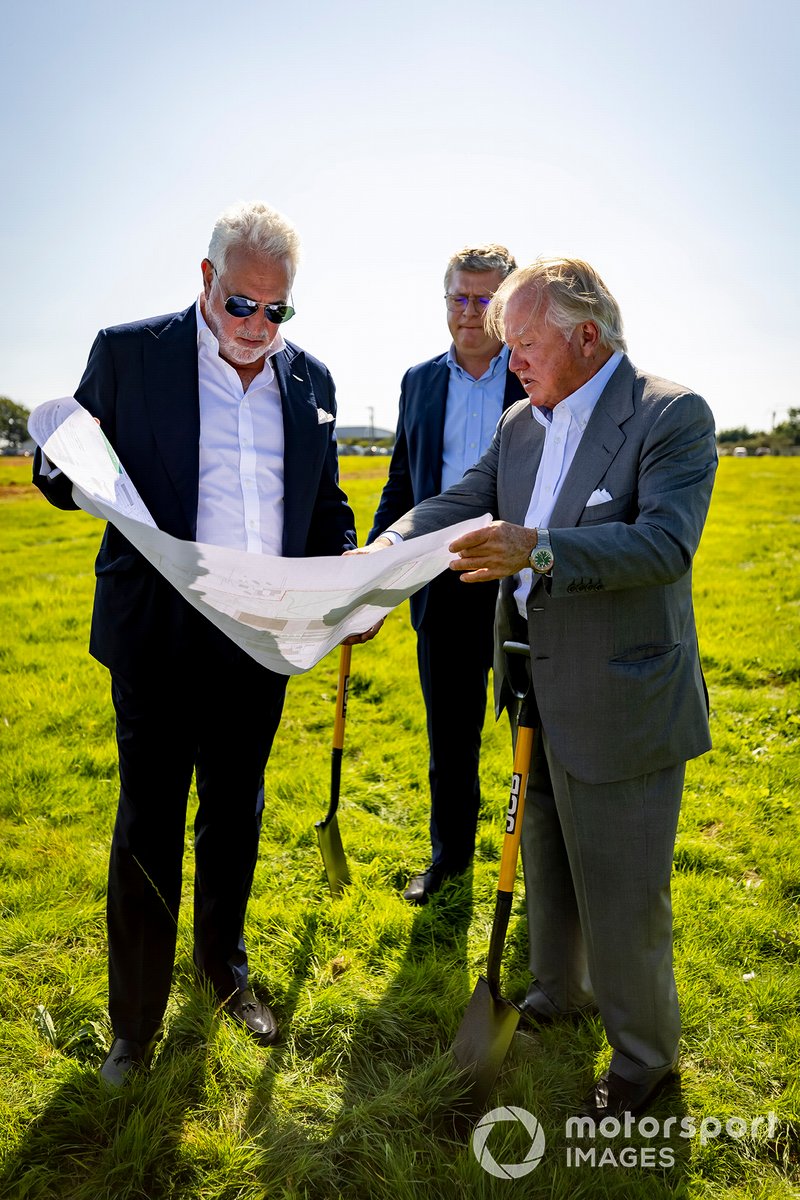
(530, 547, 555, 573)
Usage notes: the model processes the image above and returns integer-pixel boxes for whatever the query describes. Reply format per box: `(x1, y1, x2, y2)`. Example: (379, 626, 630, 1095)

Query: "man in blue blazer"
(34, 202, 376, 1086)
(369, 245, 524, 903)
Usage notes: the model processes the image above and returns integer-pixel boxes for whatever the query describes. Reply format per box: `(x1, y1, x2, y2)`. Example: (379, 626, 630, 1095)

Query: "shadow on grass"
(0, 993, 215, 1200)
(241, 866, 699, 1200)
(244, 869, 477, 1196)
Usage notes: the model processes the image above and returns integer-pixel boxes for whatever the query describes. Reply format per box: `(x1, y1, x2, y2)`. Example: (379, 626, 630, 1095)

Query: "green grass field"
(0, 455, 798, 1199)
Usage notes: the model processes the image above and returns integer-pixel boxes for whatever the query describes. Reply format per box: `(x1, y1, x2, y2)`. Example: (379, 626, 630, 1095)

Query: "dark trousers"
(415, 570, 498, 871)
(107, 640, 287, 1042)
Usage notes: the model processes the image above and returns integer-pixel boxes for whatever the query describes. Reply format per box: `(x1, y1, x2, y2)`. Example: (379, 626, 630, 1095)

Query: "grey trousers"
(521, 728, 685, 1085)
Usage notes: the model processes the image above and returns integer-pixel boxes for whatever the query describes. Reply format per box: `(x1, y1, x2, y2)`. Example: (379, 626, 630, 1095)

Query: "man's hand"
(343, 536, 393, 556)
(339, 539, 391, 640)
(342, 618, 385, 645)
(448, 521, 538, 582)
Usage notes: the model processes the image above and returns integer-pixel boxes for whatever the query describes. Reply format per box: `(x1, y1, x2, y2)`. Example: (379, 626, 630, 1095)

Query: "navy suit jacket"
(367, 351, 525, 628)
(35, 304, 356, 678)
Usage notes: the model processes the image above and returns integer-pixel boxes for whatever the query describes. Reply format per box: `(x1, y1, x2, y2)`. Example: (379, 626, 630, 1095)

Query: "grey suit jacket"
(390, 356, 718, 785)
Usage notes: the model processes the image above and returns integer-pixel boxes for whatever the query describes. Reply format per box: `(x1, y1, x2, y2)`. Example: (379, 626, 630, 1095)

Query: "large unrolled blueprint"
(29, 397, 491, 675)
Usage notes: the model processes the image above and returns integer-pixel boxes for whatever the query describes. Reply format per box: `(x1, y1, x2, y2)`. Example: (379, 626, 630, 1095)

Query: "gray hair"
(485, 257, 627, 353)
(444, 243, 517, 291)
(207, 201, 301, 278)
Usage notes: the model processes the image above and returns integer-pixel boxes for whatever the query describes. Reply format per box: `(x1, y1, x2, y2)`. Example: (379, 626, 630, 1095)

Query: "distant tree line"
(717, 408, 800, 454)
(3, 392, 799, 456)
(0, 397, 31, 451)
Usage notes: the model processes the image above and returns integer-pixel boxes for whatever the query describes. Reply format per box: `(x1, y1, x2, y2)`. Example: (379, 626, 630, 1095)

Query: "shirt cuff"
(37, 452, 62, 479)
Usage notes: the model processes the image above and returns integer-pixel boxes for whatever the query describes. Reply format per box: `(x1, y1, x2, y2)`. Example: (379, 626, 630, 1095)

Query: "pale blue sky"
(1, 0, 797, 433)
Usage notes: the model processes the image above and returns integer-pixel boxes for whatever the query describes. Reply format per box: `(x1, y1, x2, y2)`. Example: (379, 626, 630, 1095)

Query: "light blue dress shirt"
(440, 345, 510, 491)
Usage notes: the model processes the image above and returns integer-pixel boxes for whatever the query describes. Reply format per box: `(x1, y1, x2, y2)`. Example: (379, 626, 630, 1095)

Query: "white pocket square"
(317, 408, 335, 424)
(586, 488, 613, 507)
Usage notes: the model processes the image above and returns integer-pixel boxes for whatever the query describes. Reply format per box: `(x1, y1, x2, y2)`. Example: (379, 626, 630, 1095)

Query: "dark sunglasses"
(213, 265, 295, 324)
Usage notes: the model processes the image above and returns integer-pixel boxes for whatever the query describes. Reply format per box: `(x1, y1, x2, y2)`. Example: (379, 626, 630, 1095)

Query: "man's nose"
(245, 308, 276, 330)
(509, 346, 524, 371)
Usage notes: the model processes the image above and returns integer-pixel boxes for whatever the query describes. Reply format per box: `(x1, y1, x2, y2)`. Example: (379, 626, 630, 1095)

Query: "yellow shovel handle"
(497, 724, 535, 892)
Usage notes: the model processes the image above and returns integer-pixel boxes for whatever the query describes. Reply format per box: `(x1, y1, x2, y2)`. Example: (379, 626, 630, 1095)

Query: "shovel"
(315, 643, 353, 896)
(452, 640, 536, 1114)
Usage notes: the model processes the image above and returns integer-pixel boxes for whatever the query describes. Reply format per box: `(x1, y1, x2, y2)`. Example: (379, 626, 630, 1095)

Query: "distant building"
(336, 426, 395, 441)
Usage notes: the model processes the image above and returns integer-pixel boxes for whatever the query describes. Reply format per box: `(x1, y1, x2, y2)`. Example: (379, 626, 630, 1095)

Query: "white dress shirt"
(514, 351, 623, 617)
(195, 299, 286, 556)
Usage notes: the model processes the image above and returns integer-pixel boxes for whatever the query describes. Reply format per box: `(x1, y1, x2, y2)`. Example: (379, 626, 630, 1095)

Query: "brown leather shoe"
(579, 1068, 675, 1119)
(99, 1034, 160, 1088)
(226, 988, 279, 1045)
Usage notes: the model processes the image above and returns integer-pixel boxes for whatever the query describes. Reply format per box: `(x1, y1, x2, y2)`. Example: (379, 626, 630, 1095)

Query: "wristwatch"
(529, 528, 554, 575)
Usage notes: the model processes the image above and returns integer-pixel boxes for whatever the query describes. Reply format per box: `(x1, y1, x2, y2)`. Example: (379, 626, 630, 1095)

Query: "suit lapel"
(549, 355, 633, 528)
(423, 357, 449, 495)
(273, 346, 321, 553)
(142, 306, 200, 537)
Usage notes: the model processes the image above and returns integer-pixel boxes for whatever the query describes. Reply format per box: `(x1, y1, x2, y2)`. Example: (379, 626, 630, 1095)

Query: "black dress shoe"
(100, 1035, 160, 1088)
(516, 999, 598, 1029)
(226, 988, 279, 1045)
(403, 865, 446, 905)
(579, 1068, 675, 1119)
(516, 999, 558, 1028)
(403, 859, 472, 904)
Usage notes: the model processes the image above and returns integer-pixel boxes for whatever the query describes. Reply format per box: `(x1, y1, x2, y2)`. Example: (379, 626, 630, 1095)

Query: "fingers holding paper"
(343, 536, 394, 556)
(448, 520, 539, 582)
(342, 617, 385, 645)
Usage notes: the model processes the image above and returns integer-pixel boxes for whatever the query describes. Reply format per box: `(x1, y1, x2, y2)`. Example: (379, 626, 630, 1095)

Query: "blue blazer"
(368, 351, 525, 628)
(35, 305, 356, 678)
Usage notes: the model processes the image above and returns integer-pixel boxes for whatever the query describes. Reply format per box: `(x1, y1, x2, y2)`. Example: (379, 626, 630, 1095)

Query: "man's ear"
(200, 258, 214, 296)
(578, 321, 601, 358)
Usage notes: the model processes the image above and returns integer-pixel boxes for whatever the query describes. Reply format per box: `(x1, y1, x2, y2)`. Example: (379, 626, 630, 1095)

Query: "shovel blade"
(452, 977, 521, 1114)
(315, 814, 351, 896)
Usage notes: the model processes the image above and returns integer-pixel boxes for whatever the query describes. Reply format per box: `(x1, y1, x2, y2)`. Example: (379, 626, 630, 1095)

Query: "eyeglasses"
(212, 265, 295, 324)
(444, 293, 494, 313)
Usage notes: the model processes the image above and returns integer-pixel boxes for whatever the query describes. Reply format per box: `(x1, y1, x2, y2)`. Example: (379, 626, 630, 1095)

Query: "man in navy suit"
(34, 201, 378, 1085)
(369, 245, 524, 903)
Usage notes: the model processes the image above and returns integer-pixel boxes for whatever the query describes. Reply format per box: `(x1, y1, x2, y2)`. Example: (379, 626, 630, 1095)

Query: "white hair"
(207, 201, 301, 278)
(486, 257, 627, 353)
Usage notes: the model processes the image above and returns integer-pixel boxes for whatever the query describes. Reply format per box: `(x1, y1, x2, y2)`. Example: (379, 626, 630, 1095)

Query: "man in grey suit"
(364, 257, 717, 1118)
